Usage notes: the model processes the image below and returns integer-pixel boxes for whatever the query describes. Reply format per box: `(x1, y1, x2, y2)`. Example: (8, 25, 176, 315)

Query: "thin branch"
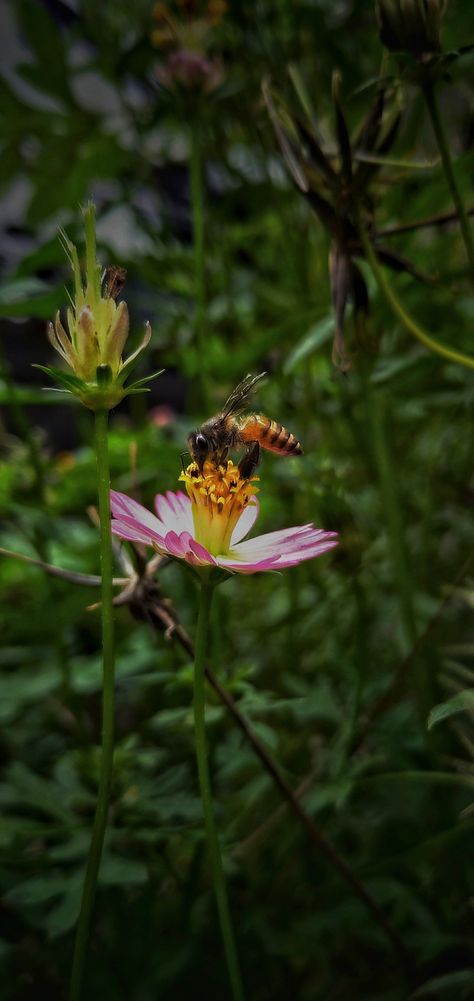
(3, 543, 410, 966)
(0, 547, 128, 587)
(155, 606, 411, 966)
(376, 206, 474, 239)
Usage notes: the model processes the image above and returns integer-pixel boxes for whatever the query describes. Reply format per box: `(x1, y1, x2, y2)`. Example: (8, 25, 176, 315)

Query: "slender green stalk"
(358, 223, 474, 370)
(189, 121, 208, 407)
(193, 582, 244, 1001)
(69, 409, 115, 1001)
(422, 82, 474, 281)
(364, 381, 432, 723)
(366, 386, 417, 651)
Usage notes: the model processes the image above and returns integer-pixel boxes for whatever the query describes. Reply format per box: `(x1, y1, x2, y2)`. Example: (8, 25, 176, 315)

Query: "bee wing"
(221, 372, 267, 418)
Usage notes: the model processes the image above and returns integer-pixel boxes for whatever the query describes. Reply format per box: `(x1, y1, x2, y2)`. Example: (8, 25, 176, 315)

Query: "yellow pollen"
(179, 459, 259, 556)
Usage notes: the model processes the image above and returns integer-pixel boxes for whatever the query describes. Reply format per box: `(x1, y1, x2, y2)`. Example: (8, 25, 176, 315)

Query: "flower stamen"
(179, 459, 259, 556)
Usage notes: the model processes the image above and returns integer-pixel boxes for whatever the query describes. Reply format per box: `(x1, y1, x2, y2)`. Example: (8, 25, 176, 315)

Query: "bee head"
(188, 431, 209, 467)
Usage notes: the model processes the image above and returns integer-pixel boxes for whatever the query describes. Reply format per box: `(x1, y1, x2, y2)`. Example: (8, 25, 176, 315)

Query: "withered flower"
(263, 73, 430, 370)
(376, 0, 447, 57)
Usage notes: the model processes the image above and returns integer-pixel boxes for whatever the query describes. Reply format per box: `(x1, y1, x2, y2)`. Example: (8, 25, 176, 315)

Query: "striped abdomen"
(239, 415, 302, 456)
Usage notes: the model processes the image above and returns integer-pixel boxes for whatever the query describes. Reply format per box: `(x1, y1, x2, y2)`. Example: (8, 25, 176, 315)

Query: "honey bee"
(188, 373, 303, 478)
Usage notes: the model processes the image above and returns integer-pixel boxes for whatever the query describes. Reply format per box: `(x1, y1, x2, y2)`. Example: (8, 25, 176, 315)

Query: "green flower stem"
(190, 120, 208, 408)
(193, 582, 244, 1001)
(358, 222, 474, 370)
(364, 379, 432, 723)
(69, 409, 115, 1001)
(422, 81, 474, 281)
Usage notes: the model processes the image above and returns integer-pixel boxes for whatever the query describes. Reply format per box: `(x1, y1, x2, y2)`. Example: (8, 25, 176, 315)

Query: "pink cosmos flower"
(111, 459, 338, 575)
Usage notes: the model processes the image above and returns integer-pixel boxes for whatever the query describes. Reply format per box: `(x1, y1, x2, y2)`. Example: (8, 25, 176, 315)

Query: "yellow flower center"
(179, 459, 258, 556)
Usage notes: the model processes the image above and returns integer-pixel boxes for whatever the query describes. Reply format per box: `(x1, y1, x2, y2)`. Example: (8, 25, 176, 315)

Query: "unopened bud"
(376, 0, 447, 56)
(43, 204, 156, 411)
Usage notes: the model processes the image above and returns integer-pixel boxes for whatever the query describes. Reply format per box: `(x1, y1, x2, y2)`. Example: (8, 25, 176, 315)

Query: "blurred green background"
(0, 0, 474, 998)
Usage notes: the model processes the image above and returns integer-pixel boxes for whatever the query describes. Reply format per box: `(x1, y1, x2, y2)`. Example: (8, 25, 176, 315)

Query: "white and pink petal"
(230, 497, 259, 545)
(155, 490, 194, 534)
(111, 490, 167, 535)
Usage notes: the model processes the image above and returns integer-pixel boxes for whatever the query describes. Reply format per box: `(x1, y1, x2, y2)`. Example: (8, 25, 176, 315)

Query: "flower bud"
(376, 0, 447, 56)
(39, 204, 158, 410)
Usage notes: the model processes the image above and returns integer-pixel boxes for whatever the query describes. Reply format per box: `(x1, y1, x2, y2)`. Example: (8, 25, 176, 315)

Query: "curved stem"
(69, 409, 115, 1001)
(190, 120, 208, 408)
(193, 582, 244, 1001)
(422, 81, 474, 281)
(358, 222, 474, 370)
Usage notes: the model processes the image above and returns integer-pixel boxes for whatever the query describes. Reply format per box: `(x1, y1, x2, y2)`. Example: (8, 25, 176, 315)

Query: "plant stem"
(69, 409, 115, 1001)
(364, 380, 432, 724)
(422, 81, 474, 281)
(366, 387, 417, 651)
(358, 223, 474, 370)
(189, 120, 208, 408)
(193, 582, 244, 1001)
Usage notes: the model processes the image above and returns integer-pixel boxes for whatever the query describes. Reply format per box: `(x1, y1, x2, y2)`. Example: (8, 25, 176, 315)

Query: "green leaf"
(99, 856, 148, 887)
(283, 316, 333, 372)
(0, 277, 59, 318)
(0, 277, 48, 305)
(44, 877, 82, 939)
(5, 873, 67, 907)
(0, 382, 75, 406)
(409, 969, 474, 999)
(427, 689, 474, 730)
(17, 0, 73, 104)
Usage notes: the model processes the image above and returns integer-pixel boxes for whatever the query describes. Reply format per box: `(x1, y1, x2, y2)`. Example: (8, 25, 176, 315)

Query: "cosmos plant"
(39, 205, 159, 1001)
(111, 458, 338, 999)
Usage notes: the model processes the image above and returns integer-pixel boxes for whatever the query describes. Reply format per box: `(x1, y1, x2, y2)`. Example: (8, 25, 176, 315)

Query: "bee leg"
(218, 446, 229, 467)
(180, 450, 191, 473)
(238, 441, 260, 479)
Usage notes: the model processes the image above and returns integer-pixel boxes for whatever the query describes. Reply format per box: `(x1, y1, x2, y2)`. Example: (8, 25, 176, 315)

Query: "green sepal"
(96, 364, 113, 386)
(209, 567, 234, 587)
(33, 364, 126, 411)
(125, 369, 164, 390)
(33, 364, 85, 392)
(116, 340, 154, 385)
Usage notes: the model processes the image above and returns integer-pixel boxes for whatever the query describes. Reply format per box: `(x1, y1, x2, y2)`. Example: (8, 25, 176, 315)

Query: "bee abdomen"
(241, 416, 302, 456)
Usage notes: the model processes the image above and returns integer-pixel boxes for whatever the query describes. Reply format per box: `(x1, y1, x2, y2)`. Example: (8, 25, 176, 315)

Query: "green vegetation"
(0, 1, 473, 998)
